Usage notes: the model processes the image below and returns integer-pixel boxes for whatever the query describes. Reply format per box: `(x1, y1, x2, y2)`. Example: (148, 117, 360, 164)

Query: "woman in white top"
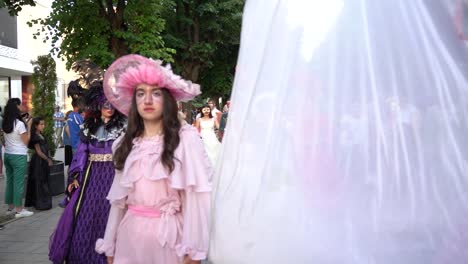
(2, 98, 33, 218)
(196, 104, 221, 166)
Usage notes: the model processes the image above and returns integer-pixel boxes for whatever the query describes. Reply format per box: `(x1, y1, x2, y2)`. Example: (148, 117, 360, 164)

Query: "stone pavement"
(0, 149, 212, 264)
(0, 148, 66, 264)
(0, 146, 64, 220)
(0, 204, 62, 264)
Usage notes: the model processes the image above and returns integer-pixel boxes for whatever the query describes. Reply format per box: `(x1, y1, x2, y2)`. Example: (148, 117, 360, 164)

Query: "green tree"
(163, 0, 244, 98)
(0, 0, 35, 16)
(23, 0, 244, 99)
(31, 55, 58, 157)
(28, 0, 175, 69)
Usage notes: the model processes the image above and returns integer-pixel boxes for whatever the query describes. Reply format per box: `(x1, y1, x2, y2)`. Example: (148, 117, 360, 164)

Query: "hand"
(27, 119, 33, 130)
(107, 256, 114, 264)
(67, 179, 79, 193)
(47, 159, 53, 166)
(181, 256, 201, 264)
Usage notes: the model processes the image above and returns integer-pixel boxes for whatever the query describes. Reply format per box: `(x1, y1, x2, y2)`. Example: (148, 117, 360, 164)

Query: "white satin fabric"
(209, 0, 468, 263)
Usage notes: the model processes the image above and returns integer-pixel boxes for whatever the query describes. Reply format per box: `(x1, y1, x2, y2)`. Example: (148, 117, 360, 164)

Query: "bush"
(31, 55, 58, 157)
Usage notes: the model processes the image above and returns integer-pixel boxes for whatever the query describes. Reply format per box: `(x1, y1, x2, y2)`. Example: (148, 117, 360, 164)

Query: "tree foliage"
(31, 55, 58, 157)
(163, 0, 244, 98)
(24, 0, 244, 98)
(28, 0, 175, 69)
(0, 0, 35, 16)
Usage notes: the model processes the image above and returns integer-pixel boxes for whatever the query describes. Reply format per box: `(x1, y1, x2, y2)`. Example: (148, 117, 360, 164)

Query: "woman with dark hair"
(95, 55, 212, 264)
(49, 83, 126, 264)
(2, 98, 33, 218)
(196, 104, 221, 166)
(25, 117, 52, 210)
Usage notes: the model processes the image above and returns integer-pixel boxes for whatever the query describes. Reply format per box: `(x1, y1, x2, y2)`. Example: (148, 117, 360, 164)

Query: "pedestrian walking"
(49, 82, 126, 264)
(218, 111, 229, 142)
(95, 54, 212, 264)
(53, 106, 65, 147)
(58, 96, 84, 209)
(67, 99, 84, 155)
(208, 99, 221, 124)
(196, 104, 221, 166)
(222, 100, 230, 113)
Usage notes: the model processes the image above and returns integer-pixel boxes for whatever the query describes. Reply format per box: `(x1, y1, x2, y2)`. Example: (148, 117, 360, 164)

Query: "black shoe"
(0, 225, 4, 230)
(58, 199, 68, 208)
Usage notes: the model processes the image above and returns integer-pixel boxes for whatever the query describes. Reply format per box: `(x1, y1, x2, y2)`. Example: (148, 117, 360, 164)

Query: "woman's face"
(36, 120, 45, 133)
(202, 107, 211, 116)
(16, 103, 24, 112)
(101, 101, 115, 120)
(135, 84, 164, 122)
(208, 102, 214, 109)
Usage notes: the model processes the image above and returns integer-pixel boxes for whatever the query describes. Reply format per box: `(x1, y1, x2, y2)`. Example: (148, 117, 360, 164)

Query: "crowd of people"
(1, 0, 468, 262)
(0, 96, 87, 231)
(0, 54, 228, 263)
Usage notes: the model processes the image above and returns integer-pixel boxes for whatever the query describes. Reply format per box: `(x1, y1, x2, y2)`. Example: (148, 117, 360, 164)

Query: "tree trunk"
(105, 0, 129, 58)
(181, 62, 201, 83)
(189, 64, 201, 82)
(110, 37, 129, 58)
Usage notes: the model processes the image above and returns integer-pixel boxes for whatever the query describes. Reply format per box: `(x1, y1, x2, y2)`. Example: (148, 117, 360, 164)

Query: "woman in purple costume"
(49, 82, 126, 264)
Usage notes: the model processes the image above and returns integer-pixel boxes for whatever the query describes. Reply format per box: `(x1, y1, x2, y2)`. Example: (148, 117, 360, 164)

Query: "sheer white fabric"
(209, 0, 468, 263)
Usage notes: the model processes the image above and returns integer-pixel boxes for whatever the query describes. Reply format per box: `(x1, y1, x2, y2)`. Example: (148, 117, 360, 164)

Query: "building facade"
(0, 0, 74, 113)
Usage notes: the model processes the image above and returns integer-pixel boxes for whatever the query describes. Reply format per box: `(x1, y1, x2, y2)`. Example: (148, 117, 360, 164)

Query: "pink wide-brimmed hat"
(103, 54, 201, 116)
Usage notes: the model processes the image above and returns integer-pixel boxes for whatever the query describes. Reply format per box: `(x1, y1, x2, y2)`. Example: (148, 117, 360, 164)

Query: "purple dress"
(49, 125, 125, 264)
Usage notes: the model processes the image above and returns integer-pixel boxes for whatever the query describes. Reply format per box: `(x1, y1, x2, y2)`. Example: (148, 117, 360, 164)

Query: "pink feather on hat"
(103, 54, 201, 116)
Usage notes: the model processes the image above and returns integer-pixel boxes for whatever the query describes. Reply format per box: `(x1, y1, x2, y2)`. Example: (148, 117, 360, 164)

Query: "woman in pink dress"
(95, 54, 212, 264)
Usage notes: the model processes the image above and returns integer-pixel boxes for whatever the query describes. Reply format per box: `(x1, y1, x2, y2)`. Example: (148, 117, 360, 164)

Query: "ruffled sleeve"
(95, 134, 127, 256)
(172, 125, 213, 260)
(175, 191, 211, 260)
(170, 125, 213, 192)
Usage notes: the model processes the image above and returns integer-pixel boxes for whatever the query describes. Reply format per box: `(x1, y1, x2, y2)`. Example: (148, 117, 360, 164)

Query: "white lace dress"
(199, 118, 221, 166)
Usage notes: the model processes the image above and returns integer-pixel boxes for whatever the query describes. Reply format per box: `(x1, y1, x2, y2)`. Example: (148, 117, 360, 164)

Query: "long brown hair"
(113, 88, 181, 172)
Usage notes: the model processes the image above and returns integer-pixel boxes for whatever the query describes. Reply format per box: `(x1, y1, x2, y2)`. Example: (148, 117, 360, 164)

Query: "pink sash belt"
(128, 205, 162, 218)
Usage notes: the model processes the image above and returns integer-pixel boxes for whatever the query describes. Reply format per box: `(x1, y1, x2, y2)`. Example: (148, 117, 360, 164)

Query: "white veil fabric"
(209, 0, 468, 263)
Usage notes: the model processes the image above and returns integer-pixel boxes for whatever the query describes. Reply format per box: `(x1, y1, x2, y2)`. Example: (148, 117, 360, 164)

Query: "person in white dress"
(196, 104, 221, 166)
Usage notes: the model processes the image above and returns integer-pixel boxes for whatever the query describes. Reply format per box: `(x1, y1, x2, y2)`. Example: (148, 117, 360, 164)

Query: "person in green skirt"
(2, 98, 34, 218)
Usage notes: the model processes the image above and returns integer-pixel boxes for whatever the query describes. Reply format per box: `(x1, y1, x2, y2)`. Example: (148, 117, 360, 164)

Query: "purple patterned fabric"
(50, 138, 116, 264)
(66, 160, 115, 264)
(67, 140, 114, 183)
(49, 186, 80, 263)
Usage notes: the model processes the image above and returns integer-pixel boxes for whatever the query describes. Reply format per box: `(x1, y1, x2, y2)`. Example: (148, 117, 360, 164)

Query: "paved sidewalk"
(0, 148, 66, 264)
(0, 148, 66, 222)
(0, 148, 212, 264)
(0, 203, 62, 264)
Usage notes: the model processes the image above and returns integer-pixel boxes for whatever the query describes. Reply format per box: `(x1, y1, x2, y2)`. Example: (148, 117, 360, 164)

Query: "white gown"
(199, 118, 221, 166)
(209, 0, 468, 263)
